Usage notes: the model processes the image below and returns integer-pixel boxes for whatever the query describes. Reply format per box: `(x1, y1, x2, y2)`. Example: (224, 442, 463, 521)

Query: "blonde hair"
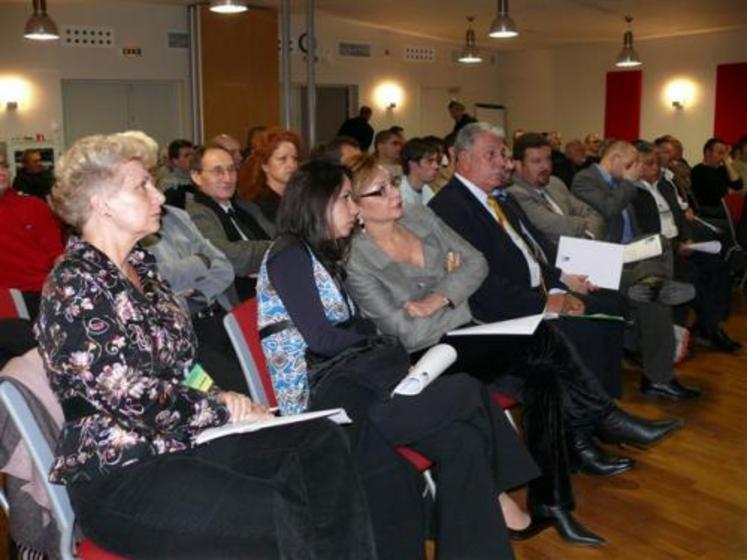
(344, 152, 381, 200)
(53, 131, 158, 230)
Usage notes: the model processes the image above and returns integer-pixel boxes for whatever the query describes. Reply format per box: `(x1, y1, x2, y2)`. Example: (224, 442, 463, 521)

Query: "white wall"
(497, 27, 747, 160)
(0, 1, 191, 152)
(288, 13, 504, 139)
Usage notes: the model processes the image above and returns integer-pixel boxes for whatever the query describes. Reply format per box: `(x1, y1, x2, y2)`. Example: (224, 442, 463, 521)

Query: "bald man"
(211, 133, 244, 168)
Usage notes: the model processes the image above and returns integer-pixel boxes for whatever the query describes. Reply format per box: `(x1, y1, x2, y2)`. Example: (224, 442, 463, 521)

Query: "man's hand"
(404, 293, 449, 318)
(546, 293, 585, 315)
(684, 208, 696, 222)
(562, 273, 597, 295)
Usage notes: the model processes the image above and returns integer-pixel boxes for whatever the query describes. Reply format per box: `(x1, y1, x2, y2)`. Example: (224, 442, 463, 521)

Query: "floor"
(1, 295, 746, 559)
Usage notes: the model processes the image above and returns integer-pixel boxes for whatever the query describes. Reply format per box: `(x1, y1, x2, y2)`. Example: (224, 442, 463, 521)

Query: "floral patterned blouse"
(34, 238, 229, 485)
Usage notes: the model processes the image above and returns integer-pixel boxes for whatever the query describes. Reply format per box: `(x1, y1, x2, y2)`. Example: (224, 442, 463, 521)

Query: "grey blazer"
(142, 205, 235, 308)
(507, 176, 606, 246)
(571, 165, 638, 243)
(345, 205, 488, 352)
(185, 197, 271, 277)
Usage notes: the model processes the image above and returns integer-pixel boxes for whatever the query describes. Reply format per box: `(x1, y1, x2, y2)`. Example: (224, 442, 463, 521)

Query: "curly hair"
(52, 131, 158, 231)
(237, 127, 302, 202)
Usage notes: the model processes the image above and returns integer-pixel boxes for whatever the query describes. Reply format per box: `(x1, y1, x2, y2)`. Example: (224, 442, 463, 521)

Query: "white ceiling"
(10, 0, 747, 49)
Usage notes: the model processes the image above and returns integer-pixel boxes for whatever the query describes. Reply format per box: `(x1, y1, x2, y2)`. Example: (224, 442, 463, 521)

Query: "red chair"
(0, 288, 30, 320)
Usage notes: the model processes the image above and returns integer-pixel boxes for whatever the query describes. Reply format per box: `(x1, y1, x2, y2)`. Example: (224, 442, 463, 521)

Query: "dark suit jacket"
(428, 176, 562, 322)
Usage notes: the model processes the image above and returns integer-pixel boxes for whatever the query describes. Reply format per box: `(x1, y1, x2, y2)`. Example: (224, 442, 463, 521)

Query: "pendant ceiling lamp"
(615, 16, 642, 67)
(209, 0, 249, 14)
(488, 0, 518, 39)
(458, 17, 483, 64)
(24, 0, 59, 41)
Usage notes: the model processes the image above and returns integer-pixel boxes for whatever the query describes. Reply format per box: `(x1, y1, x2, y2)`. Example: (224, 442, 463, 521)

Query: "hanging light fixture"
(24, 0, 59, 41)
(488, 0, 518, 39)
(615, 16, 642, 67)
(209, 0, 248, 14)
(458, 17, 483, 64)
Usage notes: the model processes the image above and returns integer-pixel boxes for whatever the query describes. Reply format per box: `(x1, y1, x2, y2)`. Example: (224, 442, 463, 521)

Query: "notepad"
(195, 408, 352, 445)
(447, 313, 545, 337)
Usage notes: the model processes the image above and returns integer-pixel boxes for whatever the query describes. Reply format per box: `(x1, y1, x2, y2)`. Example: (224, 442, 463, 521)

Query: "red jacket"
(0, 190, 64, 291)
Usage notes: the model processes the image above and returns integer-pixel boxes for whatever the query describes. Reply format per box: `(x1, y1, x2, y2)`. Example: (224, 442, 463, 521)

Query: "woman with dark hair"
(34, 132, 377, 558)
(257, 159, 540, 560)
(237, 127, 302, 235)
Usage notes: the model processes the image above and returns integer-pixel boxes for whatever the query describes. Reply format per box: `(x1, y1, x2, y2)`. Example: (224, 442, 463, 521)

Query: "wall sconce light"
(0, 77, 29, 111)
(664, 79, 696, 111)
(6, 101, 18, 111)
(374, 82, 404, 112)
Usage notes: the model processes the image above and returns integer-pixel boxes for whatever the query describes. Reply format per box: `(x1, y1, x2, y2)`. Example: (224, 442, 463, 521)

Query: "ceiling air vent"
(404, 46, 435, 62)
(338, 42, 371, 58)
(168, 32, 189, 49)
(62, 25, 114, 48)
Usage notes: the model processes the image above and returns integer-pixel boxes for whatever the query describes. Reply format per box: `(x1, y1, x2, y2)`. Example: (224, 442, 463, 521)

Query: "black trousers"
(674, 252, 732, 333)
(69, 420, 377, 560)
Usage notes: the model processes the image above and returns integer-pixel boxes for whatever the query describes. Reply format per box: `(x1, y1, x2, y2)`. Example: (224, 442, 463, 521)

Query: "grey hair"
(453, 122, 506, 156)
(52, 131, 158, 230)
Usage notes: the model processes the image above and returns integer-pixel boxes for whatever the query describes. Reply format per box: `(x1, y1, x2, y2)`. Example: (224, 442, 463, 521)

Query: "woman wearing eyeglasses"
(257, 158, 539, 560)
(344, 153, 684, 546)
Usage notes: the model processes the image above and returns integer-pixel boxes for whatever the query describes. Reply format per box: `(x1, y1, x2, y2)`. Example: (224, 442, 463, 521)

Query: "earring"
(356, 214, 365, 229)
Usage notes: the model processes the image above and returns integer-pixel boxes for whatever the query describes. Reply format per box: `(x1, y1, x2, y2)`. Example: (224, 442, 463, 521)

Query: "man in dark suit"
(429, 122, 682, 541)
(447, 100, 477, 135)
(634, 141, 739, 354)
(186, 144, 271, 302)
(572, 141, 701, 400)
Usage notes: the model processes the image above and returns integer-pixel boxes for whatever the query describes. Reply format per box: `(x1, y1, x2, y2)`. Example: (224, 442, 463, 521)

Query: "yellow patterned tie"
(487, 196, 509, 227)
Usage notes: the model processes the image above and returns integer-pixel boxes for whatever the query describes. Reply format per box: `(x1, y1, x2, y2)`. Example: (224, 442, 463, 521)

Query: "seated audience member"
(583, 133, 603, 167)
(572, 140, 701, 400)
(310, 136, 362, 163)
(186, 144, 272, 302)
(142, 203, 251, 392)
(157, 139, 195, 208)
(544, 131, 574, 187)
(448, 99, 477, 135)
(374, 129, 404, 179)
(732, 135, 747, 189)
(429, 124, 626, 398)
(345, 153, 682, 546)
(507, 133, 605, 245)
(0, 156, 64, 365)
(258, 159, 541, 559)
(211, 133, 244, 169)
(422, 135, 451, 192)
(564, 139, 589, 179)
(12, 149, 55, 200)
(238, 127, 302, 236)
(242, 125, 267, 160)
(337, 106, 375, 152)
(633, 141, 739, 353)
(399, 138, 439, 209)
(655, 135, 698, 209)
(34, 132, 376, 558)
(691, 137, 744, 221)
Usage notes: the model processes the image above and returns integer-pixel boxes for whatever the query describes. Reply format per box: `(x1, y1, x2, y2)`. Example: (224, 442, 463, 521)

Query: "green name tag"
(183, 363, 214, 392)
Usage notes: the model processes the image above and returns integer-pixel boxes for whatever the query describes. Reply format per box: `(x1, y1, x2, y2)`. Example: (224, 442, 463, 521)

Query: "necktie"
(225, 207, 249, 241)
(540, 190, 564, 215)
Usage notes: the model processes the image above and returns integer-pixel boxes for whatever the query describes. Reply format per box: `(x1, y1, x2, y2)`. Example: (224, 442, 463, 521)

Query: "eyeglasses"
(358, 177, 401, 199)
(201, 165, 238, 177)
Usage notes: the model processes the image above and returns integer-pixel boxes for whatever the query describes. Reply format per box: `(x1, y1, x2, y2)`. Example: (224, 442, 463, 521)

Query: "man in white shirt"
(399, 138, 439, 209)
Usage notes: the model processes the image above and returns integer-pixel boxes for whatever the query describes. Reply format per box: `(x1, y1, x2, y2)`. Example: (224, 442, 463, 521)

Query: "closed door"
(62, 80, 183, 149)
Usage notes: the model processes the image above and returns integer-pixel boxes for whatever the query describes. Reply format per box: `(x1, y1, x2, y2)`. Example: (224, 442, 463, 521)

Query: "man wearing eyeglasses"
(186, 144, 271, 302)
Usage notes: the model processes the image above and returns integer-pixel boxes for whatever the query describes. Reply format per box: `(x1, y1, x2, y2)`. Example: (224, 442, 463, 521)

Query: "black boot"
(569, 431, 635, 476)
(597, 407, 684, 448)
(530, 505, 606, 546)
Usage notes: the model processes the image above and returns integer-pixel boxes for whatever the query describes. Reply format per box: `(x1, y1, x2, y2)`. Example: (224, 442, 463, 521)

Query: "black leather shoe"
(569, 432, 635, 476)
(710, 329, 742, 353)
(531, 505, 606, 546)
(508, 517, 552, 541)
(641, 376, 702, 401)
(596, 408, 684, 449)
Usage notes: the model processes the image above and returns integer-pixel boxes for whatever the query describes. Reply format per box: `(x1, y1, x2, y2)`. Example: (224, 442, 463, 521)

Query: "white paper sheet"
(555, 236, 624, 290)
(195, 408, 352, 445)
(686, 240, 722, 255)
(392, 344, 457, 396)
(622, 235, 662, 264)
(447, 313, 545, 336)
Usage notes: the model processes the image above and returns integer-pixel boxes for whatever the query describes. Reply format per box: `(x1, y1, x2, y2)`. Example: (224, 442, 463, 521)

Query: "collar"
(455, 172, 491, 205)
(594, 163, 615, 185)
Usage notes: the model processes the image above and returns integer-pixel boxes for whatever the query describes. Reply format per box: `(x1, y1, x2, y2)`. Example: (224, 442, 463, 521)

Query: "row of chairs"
(0, 291, 517, 558)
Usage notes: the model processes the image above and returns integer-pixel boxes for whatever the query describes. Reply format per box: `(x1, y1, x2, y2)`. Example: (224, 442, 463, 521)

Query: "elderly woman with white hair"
(33, 132, 376, 558)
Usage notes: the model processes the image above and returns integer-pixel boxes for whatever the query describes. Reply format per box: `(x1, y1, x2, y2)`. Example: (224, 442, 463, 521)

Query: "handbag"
(306, 335, 410, 404)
